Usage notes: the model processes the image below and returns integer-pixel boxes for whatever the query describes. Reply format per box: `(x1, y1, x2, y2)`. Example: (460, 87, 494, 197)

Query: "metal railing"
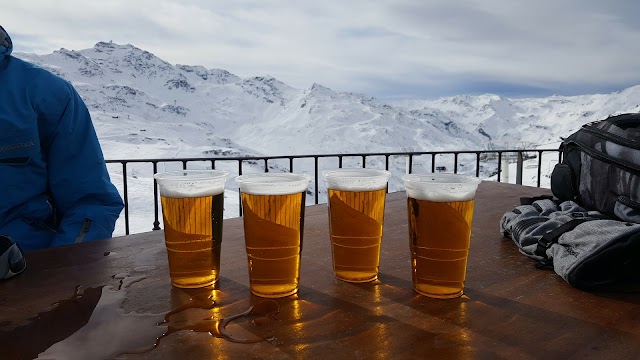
(106, 149, 562, 235)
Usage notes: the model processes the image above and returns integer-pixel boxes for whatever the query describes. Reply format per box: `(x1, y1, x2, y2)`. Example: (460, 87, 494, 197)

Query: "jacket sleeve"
(41, 81, 124, 246)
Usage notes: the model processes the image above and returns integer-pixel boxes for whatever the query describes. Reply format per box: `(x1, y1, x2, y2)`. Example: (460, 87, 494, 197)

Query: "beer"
(408, 197, 474, 298)
(154, 170, 228, 289)
(323, 168, 390, 283)
(403, 173, 480, 299)
(236, 173, 310, 298)
(160, 192, 224, 288)
(241, 192, 305, 298)
(328, 188, 386, 282)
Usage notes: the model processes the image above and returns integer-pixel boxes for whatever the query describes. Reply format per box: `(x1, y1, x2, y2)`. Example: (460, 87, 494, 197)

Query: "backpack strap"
(534, 218, 591, 258)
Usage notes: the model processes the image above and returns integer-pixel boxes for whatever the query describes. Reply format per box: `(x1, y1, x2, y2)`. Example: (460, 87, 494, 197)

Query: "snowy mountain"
(13, 42, 640, 234)
(16, 41, 640, 158)
(395, 90, 640, 149)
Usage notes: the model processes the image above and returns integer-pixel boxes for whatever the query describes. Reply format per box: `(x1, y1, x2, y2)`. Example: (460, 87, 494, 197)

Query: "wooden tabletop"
(1, 181, 639, 360)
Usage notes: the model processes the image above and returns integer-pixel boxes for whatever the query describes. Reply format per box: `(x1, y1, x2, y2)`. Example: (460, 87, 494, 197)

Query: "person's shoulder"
(7, 56, 78, 114)
(9, 56, 74, 92)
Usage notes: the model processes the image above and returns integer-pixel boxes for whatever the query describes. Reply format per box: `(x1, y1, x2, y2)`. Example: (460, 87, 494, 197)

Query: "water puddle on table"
(35, 274, 165, 360)
(157, 294, 280, 344)
(24, 272, 280, 360)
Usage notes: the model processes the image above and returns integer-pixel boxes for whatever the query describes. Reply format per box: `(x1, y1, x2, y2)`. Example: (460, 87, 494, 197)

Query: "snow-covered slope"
(12, 42, 640, 234)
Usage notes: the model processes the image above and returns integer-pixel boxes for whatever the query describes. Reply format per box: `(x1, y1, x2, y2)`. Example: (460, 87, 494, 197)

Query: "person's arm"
(41, 80, 124, 246)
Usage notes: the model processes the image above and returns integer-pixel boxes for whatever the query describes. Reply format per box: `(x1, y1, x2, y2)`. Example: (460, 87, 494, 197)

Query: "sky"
(4, 0, 640, 99)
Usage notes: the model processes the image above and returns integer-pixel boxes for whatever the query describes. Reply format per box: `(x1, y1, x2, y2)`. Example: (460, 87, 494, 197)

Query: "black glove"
(0, 235, 26, 279)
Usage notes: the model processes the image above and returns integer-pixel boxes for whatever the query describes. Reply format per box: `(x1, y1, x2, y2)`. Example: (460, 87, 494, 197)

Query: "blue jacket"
(0, 26, 124, 252)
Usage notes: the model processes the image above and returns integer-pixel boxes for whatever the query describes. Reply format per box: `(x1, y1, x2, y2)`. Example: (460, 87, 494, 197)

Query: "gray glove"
(501, 199, 640, 290)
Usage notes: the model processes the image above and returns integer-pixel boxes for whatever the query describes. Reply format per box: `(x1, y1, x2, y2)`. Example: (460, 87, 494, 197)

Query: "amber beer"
(324, 169, 391, 283)
(236, 173, 310, 298)
(404, 174, 481, 298)
(154, 170, 228, 289)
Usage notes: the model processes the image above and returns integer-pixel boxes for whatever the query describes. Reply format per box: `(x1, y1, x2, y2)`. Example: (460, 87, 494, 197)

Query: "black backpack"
(551, 113, 640, 223)
(500, 113, 640, 291)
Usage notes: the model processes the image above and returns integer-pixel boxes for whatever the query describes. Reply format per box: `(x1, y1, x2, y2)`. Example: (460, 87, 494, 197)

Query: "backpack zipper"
(618, 196, 640, 211)
(582, 125, 640, 150)
(566, 140, 640, 175)
(74, 218, 92, 243)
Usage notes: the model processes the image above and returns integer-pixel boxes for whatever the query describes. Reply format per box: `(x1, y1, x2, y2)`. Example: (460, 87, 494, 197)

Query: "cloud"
(4, 0, 640, 98)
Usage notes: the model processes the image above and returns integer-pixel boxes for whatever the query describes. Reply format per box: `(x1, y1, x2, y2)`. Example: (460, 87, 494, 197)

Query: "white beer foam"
(323, 168, 391, 191)
(236, 173, 310, 195)
(158, 185, 224, 198)
(403, 174, 481, 202)
(155, 170, 228, 198)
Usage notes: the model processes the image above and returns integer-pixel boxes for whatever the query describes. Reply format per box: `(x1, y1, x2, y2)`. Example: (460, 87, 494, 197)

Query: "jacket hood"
(0, 25, 12, 59)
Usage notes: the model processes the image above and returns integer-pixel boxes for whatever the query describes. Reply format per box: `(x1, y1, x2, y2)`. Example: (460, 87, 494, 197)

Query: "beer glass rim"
(154, 170, 229, 197)
(322, 168, 390, 191)
(402, 173, 481, 185)
(236, 173, 310, 195)
(154, 169, 229, 181)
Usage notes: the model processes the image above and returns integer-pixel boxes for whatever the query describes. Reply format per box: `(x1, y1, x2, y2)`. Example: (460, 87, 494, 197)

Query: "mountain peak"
(177, 65, 240, 83)
(236, 75, 295, 105)
(310, 83, 332, 92)
(94, 41, 140, 51)
(94, 41, 116, 49)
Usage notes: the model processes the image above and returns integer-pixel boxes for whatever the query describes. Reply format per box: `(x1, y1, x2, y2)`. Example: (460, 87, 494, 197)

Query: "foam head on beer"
(322, 168, 391, 191)
(403, 173, 481, 202)
(155, 170, 228, 198)
(236, 173, 310, 195)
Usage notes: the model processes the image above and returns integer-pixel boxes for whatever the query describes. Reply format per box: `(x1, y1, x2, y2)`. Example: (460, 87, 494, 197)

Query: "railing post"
(182, 160, 187, 170)
(314, 156, 319, 205)
(537, 151, 543, 188)
(408, 154, 413, 174)
(385, 155, 389, 171)
(516, 152, 524, 185)
(431, 153, 436, 173)
(238, 160, 243, 216)
(454, 153, 459, 174)
(152, 161, 161, 231)
(264, 159, 269, 173)
(338, 156, 343, 168)
(289, 157, 293, 173)
(122, 161, 130, 235)
(475, 152, 481, 177)
(362, 155, 366, 168)
(497, 152, 502, 182)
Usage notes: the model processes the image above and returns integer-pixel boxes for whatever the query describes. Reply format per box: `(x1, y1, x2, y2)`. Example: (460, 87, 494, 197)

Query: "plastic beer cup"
(323, 168, 391, 283)
(403, 173, 481, 298)
(154, 170, 229, 289)
(236, 173, 310, 298)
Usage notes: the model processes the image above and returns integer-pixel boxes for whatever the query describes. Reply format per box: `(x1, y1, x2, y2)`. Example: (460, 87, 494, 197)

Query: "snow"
(13, 42, 640, 236)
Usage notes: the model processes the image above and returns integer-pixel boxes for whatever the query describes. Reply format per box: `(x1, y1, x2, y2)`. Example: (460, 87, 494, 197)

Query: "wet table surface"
(1, 181, 640, 360)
